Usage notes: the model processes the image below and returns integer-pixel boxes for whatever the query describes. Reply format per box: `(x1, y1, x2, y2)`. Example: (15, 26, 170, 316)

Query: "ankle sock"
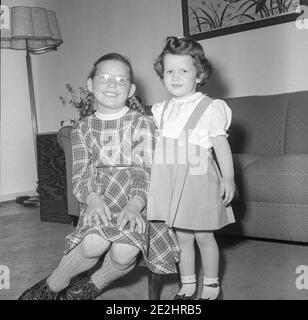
(201, 276, 220, 300)
(177, 274, 197, 296)
(47, 244, 99, 292)
(90, 251, 136, 291)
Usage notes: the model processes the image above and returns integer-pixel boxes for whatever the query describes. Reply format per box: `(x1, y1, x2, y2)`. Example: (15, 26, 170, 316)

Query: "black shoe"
(57, 276, 101, 300)
(174, 292, 197, 300)
(174, 280, 198, 300)
(18, 277, 58, 300)
(198, 283, 222, 300)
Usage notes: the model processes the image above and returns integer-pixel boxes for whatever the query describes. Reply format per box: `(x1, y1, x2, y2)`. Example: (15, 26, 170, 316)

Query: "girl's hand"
(117, 202, 146, 234)
(84, 195, 111, 227)
(220, 177, 235, 206)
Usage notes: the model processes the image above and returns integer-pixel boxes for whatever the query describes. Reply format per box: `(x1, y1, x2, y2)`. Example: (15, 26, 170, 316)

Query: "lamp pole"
(23, 41, 59, 206)
(26, 39, 39, 171)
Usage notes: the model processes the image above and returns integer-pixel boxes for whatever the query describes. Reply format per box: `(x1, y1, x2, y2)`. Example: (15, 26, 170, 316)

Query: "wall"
(1, 0, 308, 200)
(0, 0, 57, 201)
(36, 0, 183, 133)
(203, 20, 308, 98)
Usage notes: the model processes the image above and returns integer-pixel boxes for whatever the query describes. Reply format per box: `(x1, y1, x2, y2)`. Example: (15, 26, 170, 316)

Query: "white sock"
(201, 276, 220, 300)
(177, 274, 197, 296)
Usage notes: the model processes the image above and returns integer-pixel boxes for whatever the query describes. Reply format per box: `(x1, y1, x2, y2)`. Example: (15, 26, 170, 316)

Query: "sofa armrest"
(57, 126, 79, 217)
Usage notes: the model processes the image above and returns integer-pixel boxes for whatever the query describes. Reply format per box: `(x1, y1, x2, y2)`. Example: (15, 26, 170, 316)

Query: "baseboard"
(0, 190, 38, 203)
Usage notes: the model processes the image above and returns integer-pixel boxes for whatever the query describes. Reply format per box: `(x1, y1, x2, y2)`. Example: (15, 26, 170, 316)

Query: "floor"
(0, 202, 307, 300)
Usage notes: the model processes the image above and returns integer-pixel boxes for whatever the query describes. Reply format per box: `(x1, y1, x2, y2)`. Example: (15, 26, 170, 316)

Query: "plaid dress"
(64, 109, 180, 274)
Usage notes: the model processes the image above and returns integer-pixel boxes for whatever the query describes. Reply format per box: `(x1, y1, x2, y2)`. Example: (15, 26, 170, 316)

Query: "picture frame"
(182, 0, 302, 40)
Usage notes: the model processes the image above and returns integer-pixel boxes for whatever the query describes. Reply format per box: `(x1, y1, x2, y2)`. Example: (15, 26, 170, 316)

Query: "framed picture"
(182, 0, 302, 40)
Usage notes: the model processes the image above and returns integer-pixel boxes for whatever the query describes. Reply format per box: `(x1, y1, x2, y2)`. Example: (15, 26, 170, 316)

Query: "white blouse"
(151, 92, 232, 149)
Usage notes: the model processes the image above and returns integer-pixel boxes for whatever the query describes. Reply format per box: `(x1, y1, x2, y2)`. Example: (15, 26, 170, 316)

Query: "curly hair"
(154, 36, 212, 87)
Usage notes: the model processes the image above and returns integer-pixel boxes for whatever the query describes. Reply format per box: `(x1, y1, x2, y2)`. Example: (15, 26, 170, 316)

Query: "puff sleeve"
(207, 99, 232, 138)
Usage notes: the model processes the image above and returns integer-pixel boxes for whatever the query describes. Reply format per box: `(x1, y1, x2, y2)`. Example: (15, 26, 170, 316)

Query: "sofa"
(221, 90, 308, 243)
(57, 126, 79, 226)
(57, 90, 308, 244)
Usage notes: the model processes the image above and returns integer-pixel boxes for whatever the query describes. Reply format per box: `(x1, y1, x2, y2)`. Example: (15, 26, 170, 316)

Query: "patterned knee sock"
(47, 245, 99, 292)
(90, 251, 136, 291)
(177, 274, 197, 296)
(201, 277, 220, 300)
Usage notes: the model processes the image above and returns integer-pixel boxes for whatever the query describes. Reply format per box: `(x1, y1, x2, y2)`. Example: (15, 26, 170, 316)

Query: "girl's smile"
(103, 91, 119, 97)
(87, 60, 135, 114)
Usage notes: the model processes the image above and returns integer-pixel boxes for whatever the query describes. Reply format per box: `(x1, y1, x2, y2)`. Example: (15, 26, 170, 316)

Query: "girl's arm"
(211, 135, 235, 205)
(129, 116, 156, 209)
(71, 123, 100, 205)
(72, 123, 112, 226)
(117, 116, 156, 233)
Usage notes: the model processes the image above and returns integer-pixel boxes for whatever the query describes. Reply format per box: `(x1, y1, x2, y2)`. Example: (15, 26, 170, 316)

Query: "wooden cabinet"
(36, 132, 72, 224)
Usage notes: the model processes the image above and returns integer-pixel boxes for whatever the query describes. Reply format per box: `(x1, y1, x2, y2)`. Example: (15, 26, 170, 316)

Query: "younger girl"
(19, 52, 180, 300)
(148, 37, 235, 300)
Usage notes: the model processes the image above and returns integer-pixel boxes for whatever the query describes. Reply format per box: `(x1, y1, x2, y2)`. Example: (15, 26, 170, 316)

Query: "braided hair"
(127, 95, 146, 115)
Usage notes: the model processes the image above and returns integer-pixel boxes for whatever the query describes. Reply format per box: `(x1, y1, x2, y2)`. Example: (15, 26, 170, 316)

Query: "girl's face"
(163, 54, 202, 98)
(87, 60, 135, 114)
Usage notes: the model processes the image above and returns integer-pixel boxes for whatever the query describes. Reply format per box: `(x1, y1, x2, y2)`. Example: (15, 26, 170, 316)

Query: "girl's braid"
(127, 95, 146, 115)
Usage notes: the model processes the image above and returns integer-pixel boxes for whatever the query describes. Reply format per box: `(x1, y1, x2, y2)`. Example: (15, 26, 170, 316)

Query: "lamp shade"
(1, 6, 63, 51)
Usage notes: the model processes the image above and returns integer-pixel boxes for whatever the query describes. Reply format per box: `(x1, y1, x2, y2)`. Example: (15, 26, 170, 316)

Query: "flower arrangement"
(59, 83, 94, 120)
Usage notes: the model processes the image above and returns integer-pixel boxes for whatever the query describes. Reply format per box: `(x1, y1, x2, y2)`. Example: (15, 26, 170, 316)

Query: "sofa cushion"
(284, 91, 308, 154)
(225, 94, 288, 156)
(232, 153, 260, 172)
(242, 154, 308, 205)
(57, 126, 79, 217)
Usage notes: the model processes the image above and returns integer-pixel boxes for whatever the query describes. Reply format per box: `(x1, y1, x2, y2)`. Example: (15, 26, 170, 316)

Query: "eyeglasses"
(94, 73, 130, 86)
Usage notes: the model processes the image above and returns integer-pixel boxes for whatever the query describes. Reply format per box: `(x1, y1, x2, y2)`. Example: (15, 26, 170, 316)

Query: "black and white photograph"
(0, 0, 307, 306)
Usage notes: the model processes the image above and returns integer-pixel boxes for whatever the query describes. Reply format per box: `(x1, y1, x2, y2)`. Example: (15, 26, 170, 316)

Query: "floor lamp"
(1, 6, 63, 205)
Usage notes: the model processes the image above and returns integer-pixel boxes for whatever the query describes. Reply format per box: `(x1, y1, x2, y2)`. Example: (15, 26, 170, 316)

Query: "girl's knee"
(195, 231, 215, 245)
(175, 229, 195, 245)
(110, 243, 140, 266)
(80, 234, 110, 258)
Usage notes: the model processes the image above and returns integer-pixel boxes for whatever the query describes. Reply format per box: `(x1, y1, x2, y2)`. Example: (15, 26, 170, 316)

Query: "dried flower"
(59, 83, 95, 120)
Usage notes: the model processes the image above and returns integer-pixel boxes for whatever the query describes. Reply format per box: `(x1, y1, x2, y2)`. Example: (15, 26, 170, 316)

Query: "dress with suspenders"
(147, 95, 235, 230)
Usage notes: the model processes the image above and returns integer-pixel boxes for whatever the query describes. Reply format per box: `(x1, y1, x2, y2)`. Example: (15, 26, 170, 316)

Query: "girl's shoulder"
(73, 113, 96, 130)
(151, 100, 166, 114)
(125, 109, 156, 128)
(209, 98, 231, 113)
(151, 100, 169, 120)
(200, 98, 232, 128)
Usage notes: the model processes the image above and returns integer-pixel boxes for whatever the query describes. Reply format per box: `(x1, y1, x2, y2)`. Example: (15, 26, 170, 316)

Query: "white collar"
(170, 92, 204, 105)
(95, 106, 129, 120)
